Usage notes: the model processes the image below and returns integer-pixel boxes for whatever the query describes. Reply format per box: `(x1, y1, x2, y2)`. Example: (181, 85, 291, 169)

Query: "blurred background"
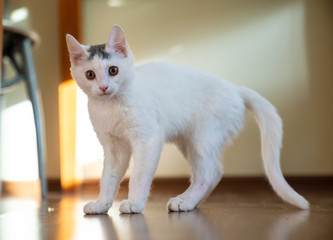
(0, 0, 332, 193)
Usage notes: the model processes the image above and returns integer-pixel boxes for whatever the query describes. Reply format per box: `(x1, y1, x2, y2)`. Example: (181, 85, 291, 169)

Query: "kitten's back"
(133, 62, 245, 141)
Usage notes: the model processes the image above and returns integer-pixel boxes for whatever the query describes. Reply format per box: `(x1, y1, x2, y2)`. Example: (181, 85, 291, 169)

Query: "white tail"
(240, 87, 309, 209)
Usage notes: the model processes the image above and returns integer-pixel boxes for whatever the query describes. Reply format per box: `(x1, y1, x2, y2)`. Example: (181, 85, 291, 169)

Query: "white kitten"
(66, 25, 309, 214)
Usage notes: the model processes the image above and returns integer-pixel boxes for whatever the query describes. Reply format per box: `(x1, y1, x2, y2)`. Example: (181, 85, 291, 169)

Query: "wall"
(80, 0, 333, 179)
(1, 0, 332, 181)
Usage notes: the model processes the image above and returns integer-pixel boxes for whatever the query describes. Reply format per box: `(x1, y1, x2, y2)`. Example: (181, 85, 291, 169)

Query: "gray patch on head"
(87, 44, 111, 60)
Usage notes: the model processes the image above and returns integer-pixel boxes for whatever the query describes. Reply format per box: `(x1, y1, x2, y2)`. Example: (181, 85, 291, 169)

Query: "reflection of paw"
(83, 201, 111, 215)
(167, 197, 196, 212)
(119, 200, 144, 214)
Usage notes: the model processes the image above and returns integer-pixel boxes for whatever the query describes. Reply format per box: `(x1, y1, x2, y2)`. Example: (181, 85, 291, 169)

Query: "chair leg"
(21, 38, 47, 199)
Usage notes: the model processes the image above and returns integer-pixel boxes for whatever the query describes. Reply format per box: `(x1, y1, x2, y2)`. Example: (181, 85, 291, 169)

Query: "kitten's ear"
(66, 34, 88, 64)
(106, 25, 128, 57)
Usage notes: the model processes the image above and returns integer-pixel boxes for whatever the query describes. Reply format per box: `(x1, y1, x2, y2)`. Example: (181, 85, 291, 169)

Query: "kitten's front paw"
(119, 200, 143, 214)
(83, 201, 111, 215)
(167, 197, 196, 212)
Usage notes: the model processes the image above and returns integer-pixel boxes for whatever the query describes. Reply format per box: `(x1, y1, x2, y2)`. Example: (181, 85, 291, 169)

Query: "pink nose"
(99, 86, 108, 92)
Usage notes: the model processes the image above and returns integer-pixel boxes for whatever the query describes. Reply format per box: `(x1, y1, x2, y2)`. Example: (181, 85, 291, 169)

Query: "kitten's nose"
(99, 86, 108, 93)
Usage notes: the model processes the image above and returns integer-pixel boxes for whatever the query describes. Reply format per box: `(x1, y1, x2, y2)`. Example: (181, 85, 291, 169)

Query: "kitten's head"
(66, 25, 134, 99)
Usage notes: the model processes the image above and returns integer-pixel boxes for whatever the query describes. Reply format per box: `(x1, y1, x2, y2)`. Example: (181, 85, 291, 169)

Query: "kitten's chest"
(88, 99, 133, 141)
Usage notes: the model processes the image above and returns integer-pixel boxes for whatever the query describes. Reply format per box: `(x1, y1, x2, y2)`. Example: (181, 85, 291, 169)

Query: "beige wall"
(83, 0, 333, 178)
(1, 0, 332, 180)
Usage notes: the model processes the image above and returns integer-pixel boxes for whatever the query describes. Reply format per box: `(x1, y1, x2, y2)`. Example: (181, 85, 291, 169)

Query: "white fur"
(66, 25, 309, 214)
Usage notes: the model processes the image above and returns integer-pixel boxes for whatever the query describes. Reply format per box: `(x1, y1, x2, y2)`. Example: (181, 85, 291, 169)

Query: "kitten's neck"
(88, 93, 129, 115)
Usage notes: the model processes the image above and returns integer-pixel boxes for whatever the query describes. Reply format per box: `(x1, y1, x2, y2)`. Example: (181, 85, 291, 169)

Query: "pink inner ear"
(68, 43, 87, 63)
(72, 53, 84, 62)
(114, 44, 127, 57)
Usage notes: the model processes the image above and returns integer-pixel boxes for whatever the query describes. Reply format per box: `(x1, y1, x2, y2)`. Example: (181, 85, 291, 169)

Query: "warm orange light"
(58, 79, 80, 190)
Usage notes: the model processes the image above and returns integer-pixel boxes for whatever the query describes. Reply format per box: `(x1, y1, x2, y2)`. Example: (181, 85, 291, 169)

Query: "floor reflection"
(0, 209, 40, 240)
(54, 197, 79, 240)
(47, 197, 120, 240)
(83, 215, 118, 240)
(49, 198, 310, 240)
(168, 210, 222, 240)
(267, 210, 309, 240)
(51, 198, 151, 240)
(0, 196, 319, 240)
(118, 214, 150, 240)
(167, 207, 310, 240)
(0, 198, 40, 240)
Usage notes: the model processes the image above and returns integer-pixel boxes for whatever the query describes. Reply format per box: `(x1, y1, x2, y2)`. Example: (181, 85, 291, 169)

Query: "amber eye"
(86, 70, 95, 80)
(109, 66, 118, 76)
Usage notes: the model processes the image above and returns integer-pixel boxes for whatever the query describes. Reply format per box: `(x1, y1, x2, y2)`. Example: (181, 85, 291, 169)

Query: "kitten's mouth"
(99, 91, 115, 98)
(99, 92, 110, 97)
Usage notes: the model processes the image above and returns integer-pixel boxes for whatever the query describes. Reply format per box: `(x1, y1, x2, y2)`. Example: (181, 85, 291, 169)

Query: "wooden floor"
(0, 178, 332, 240)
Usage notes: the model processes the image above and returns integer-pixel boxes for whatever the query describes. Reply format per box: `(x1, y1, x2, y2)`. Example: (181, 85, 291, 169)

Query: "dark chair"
(1, 20, 47, 199)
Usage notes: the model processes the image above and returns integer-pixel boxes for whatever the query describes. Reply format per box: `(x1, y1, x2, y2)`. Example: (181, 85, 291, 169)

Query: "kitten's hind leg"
(168, 139, 223, 212)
